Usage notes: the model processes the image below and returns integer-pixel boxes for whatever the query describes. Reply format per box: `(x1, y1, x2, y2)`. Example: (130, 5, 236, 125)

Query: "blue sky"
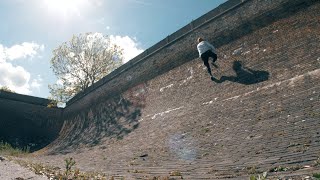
(0, 0, 226, 98)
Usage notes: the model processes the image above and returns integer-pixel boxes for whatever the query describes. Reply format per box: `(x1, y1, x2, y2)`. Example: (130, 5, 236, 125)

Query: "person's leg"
(204, 60, 213, 76)
(201, 53, 213, 77)
(207, 51, 218, 68)
(208, 51, 217, 62)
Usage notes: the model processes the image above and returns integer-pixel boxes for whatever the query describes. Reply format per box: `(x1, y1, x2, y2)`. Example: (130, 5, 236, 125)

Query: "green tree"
(49, 33, 123, 103)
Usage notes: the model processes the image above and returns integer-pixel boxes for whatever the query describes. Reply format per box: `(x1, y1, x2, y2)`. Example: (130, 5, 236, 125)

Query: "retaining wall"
(36, 0, 320, 178)
(0, 91, 63, 151)
(1, 0, 319, 178)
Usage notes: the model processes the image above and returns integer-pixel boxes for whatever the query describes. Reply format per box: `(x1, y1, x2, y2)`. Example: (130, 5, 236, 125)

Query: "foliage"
(0, 141, 29, 156)
(247, 166, 259, 174)
(314, 157, 320, 166)
(170, 170, 182, 176)
(47, 98, 58, 108)
(0, 86, 15, 93)
(15, 158, 109, 179)
(269, 166, 288, 172)
(65, 157, 76, 176)
(49, 32, 123, 103)
(313, 173, 320, 179)
(250, 172, 267, 180)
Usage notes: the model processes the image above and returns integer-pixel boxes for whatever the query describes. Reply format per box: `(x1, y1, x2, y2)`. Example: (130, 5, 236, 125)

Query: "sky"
(0, 0, 227, 98)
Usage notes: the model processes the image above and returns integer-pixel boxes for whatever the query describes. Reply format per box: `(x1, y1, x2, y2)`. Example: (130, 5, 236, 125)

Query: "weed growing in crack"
(170, 170, 182, 176)
(65, 157, 76, 176)
(250, 171, 268, 180)
(269, 166, 288, 172)
(14, 159, 109, 179)
(314, 157, 320, 167)
(313, 173, 320, 179)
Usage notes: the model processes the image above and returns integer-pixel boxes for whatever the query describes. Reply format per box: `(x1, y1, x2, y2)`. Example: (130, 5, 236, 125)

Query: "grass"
(250, 171, 268, 180)
(269, 166, 288, 172)
(14, 158, 177, 180)
(0, 141, 30, 156)
(313, 173, 320, 179)
(170, 170, 182, 176)
(65, 157, 76, 176)
(3, 151, 181, 180)
(247, 166, 259, 174)
(15, 158, 109, 180)
(314, 157, 320, 167)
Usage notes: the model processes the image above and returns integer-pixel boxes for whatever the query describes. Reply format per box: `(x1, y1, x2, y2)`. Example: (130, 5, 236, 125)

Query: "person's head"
(197, 37, 204, 43)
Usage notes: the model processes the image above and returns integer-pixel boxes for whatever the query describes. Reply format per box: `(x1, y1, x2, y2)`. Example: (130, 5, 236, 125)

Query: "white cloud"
(82, 33, 143, 63)
(0, 45, 5, 63)
(3, 42, 44, 61)
(0, 61, 31, 94)
(110, 35, 144, 63)
(90, 0, 103, 7)
(0, 42, 44, 95)
(30, 75, 43, 92)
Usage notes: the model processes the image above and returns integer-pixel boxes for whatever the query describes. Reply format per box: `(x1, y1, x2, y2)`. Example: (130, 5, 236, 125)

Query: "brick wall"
(0, 91, 63, 151)
(39, 0, 320, 178)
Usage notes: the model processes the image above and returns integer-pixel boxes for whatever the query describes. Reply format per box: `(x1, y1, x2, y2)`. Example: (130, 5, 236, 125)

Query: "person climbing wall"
(196, 37, 218, 81)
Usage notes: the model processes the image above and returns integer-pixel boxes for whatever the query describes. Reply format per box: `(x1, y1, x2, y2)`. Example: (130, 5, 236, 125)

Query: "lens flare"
(43, 0, 86, 18)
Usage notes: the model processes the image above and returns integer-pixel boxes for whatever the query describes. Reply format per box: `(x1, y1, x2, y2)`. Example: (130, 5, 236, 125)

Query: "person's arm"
(197, 44, 201, 57)
(206, 41, 216, 53)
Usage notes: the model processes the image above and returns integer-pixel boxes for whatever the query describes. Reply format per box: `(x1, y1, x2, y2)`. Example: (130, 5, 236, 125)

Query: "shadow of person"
(212, 61, 269, 85)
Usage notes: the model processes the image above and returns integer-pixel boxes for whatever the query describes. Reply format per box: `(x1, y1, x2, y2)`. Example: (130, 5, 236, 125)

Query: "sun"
(44, 0, 86, 18)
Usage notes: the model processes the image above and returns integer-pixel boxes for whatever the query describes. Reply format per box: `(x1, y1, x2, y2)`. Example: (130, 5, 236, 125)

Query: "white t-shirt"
(197, 41, 216, 57)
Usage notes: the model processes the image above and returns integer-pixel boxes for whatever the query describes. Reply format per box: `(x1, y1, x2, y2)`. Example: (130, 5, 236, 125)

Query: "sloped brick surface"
(26, 1, 320, 179)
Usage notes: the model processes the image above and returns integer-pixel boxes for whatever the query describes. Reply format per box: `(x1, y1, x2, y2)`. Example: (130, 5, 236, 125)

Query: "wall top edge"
(0, 90, 51, 106)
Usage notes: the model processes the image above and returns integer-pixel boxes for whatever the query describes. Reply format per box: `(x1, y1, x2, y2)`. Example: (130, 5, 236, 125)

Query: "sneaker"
(211, 62, 218, 68)
(210, 76, 218, 82)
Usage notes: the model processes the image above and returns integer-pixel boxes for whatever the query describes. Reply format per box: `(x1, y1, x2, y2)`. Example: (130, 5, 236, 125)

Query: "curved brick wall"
(10, 0, 320, 178)
(0, 91, 63, 151)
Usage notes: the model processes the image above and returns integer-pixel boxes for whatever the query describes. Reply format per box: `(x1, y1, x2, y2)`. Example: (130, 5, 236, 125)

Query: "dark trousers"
(200, 50, 217, 76)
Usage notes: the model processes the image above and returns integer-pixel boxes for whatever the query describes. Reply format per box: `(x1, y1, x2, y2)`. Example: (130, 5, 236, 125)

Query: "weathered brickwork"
(46, 94, 143, 155)
(66, 0, 317, 110)
(0, 91, 63, 151)
(23, 0, 320, 179)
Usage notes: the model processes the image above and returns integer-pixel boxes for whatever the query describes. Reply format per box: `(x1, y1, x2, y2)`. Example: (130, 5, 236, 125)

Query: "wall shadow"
(48, 95, 142, 155)
(212, 61, 269, 85)
(0, 103, 63, 152)
(0, 112, 52, 152)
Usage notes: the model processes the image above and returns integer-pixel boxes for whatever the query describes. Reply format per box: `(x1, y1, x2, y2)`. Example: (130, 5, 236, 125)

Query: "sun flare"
(44, 0, 86, 18)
